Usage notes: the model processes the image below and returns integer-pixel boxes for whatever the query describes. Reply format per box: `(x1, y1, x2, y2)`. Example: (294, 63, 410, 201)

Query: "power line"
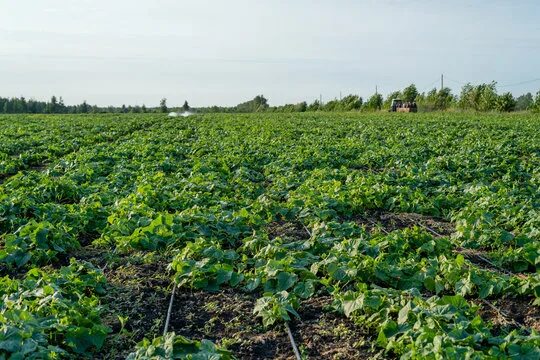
(445, 77, 468, 86)
(420, 78, 440, 93)
(443, 76, 540, 89)
(499, 78, 540, 88)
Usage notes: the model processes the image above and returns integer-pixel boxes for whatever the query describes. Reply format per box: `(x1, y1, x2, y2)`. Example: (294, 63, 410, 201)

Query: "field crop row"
(0, 112, 539, 359)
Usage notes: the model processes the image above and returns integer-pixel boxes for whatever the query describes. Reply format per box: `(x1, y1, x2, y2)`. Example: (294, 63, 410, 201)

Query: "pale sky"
(1, 0, 539, 107)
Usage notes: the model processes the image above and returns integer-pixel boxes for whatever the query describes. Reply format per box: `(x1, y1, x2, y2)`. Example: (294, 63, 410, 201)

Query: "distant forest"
(1, 82, 539, 114)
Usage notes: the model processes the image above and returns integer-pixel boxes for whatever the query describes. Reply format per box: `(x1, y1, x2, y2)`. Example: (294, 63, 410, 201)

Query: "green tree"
(402, 84, 418, 102)
(515, 93, 534, 111)
(495, 92, 516, 112)
(323, 99, 340, 111)
(19, 97, 27, 113)
(182, 101, 190, 112)
(364, 93, 383, 111)
(57, 97, 66, 113)
(532, 91, 540, 113)
(295, 101, 307, 112)
(459, 82, 498, 111)
(160, 98, 168, 113)
(235, 95, 268, 112)
(79, 101, 89, 113)
(27, 99, 38, 113)
(141, 104, 147, 113)
(46, 95, 58, 113)
(436, 87, 455, 110)
(307, 99, 321, 111)
(383, 91, 401, 109)
(478, 82, 498, 111)
(420, 87, 455, 111)
(254, 95, 268, 112)
(340, 94, 363, 111)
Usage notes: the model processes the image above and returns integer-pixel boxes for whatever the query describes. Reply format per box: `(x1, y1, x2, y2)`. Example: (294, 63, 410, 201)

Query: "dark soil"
(168, 290, 375, 359)
(477, 296, 540, 332)
(95, 253, 172, 360)
(355, 211, 454, 236)
(267, 221, 311, 241)
(0, 173, 9, 183)
(293, 296, 376, 360)
(28, 163, 49, 172)
(56, 240, 110, 270)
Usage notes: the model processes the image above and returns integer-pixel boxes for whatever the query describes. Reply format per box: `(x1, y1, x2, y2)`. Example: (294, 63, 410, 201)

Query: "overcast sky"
(1, 0, 539, 107)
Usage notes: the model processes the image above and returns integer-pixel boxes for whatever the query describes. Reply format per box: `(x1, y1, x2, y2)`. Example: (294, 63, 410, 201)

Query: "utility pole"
(376, 85, 380, 110)
(441, 74, 444, 91)
(319, 94, 322, 105)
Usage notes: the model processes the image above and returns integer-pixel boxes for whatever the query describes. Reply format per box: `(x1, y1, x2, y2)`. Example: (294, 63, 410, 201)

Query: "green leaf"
(276, 271, 298, 291)
(398, 301, 411, 325)
(342, 295, 363, 317)
(293, 280, 316, 299)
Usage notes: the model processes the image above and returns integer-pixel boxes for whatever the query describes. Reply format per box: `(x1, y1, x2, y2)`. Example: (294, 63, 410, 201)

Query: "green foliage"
(335, 286, 540, 358)
(126, 332, 235, 359)
(307, 99, 322, 111)
(383, 91, 401, 109)
(496, 92, 517, 112)
(1, 112, 540, 358)
(338, 94, 363, 111)
(182, 101, 190, 112)
(269, 101, 307, 113)
(363, 93, 383, 111)
(418, 87, 455, 111)
(515, 92, 534, 111)
(160, 98, 168, 113)
(322, 94, 363, 112)
(0, 220, 79, 268)
(532, 91, 540, 113)
(459, 82, 499, 111)
(235, 95, 269, 113)
(171, 238, 243, 291)
(0, 260, 110, 358)
(253, 291, 300, 327)
(401, 84, 419, 102)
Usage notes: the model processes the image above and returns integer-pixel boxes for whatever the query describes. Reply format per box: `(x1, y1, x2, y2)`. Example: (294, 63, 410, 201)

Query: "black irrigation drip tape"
(159, 282, 303, 359)
(285, 321, 302, 360)
(414, 221, 514, 276)
(456, 249, 514, 276)
(302, 224, 312, 238)
(480, 299, 530, 334)
(163, 283, 177, 336)
(416, 222, 443, 238)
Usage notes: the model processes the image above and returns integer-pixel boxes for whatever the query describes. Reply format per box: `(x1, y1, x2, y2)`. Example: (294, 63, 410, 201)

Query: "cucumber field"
(1, 112, 539, 359)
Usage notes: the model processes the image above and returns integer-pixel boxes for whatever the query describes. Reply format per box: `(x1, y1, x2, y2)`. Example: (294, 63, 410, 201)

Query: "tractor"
(390, 99, 417, 113)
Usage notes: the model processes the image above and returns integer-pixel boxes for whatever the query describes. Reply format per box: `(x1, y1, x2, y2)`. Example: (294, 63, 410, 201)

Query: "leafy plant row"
(1, 112, 540, 358)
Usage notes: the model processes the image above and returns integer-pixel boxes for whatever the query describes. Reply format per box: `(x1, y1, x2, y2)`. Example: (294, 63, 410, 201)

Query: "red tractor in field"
(390, 99, 417, 113)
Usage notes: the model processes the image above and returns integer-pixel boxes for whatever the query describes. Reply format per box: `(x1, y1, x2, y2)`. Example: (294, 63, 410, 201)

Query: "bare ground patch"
(267, 221, 311, 241)
(95, 253, 172, 359)
(355, 211, 454, 236)
(168, 290, 375, 359)
(293, 296, 376, 360)
(477, 296, 540, 333)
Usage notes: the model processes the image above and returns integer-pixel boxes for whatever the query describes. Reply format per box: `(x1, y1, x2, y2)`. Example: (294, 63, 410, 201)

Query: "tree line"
(0, 96, 190, 114)
(185, 83, 540, 114)
(1, 82, 540, 114)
